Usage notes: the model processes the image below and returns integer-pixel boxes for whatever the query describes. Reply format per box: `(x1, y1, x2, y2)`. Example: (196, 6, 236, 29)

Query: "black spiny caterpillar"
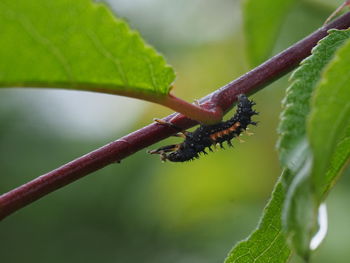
(149, 94, 258, 162)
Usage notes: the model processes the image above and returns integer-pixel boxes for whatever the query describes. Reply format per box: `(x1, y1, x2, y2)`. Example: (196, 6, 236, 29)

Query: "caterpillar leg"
(153, 118, 190, 138)
(148, 144, 180, 162)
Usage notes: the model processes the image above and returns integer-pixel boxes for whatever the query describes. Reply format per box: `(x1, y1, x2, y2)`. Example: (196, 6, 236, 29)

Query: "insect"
(148, 94, 258, 162)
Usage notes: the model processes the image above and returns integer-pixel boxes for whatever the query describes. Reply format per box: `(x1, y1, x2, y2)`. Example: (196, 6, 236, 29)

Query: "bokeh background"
(1, 0, 350, 262)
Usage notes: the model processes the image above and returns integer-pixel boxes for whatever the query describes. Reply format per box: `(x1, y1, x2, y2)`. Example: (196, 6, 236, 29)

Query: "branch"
(1, 12, 350, 221)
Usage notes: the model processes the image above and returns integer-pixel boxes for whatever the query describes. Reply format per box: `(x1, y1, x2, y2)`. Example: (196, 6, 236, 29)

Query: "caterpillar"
(148, 94, 258, 162)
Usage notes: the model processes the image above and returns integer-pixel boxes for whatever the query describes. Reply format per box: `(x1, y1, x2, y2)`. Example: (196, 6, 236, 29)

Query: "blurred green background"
(1, 0, 350, 262)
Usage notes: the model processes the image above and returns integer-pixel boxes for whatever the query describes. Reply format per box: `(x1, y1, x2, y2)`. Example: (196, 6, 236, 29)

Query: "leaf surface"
(277, 29, 350, 166)
(226, 29, 350, 263)
(0, 0, 175, 97)
(225, 180, 291, 263)
(308, 39, 350, 198)
(277, 29, 350, 258)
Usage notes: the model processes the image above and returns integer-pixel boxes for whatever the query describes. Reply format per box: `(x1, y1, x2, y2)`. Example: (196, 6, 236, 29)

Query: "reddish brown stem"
(1, 12, 350, 221)
(159, 93, 223, 124)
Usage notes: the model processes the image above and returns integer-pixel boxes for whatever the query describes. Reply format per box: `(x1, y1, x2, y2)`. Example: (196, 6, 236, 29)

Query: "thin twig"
(324, 0, 350, 25)
(1, 12, 350, 221)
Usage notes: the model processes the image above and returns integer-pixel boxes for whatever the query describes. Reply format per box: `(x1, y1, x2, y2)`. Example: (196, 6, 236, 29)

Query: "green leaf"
(225, 179, 291, 263)
(281, 140, 317, 259)
(277, 29, 350, 167)
(243, 0, 297, 66)
(0, 0, 175, 97)
(320, 124, 350, 195)
(225, 31, 350, 263)
(277, 29, 350, 259)
(309, 38, 350, 197)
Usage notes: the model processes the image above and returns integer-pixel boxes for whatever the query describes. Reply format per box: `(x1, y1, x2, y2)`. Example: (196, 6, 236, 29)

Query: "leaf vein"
(0, 2, 73, 81)
(86, 29, 129, 87)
